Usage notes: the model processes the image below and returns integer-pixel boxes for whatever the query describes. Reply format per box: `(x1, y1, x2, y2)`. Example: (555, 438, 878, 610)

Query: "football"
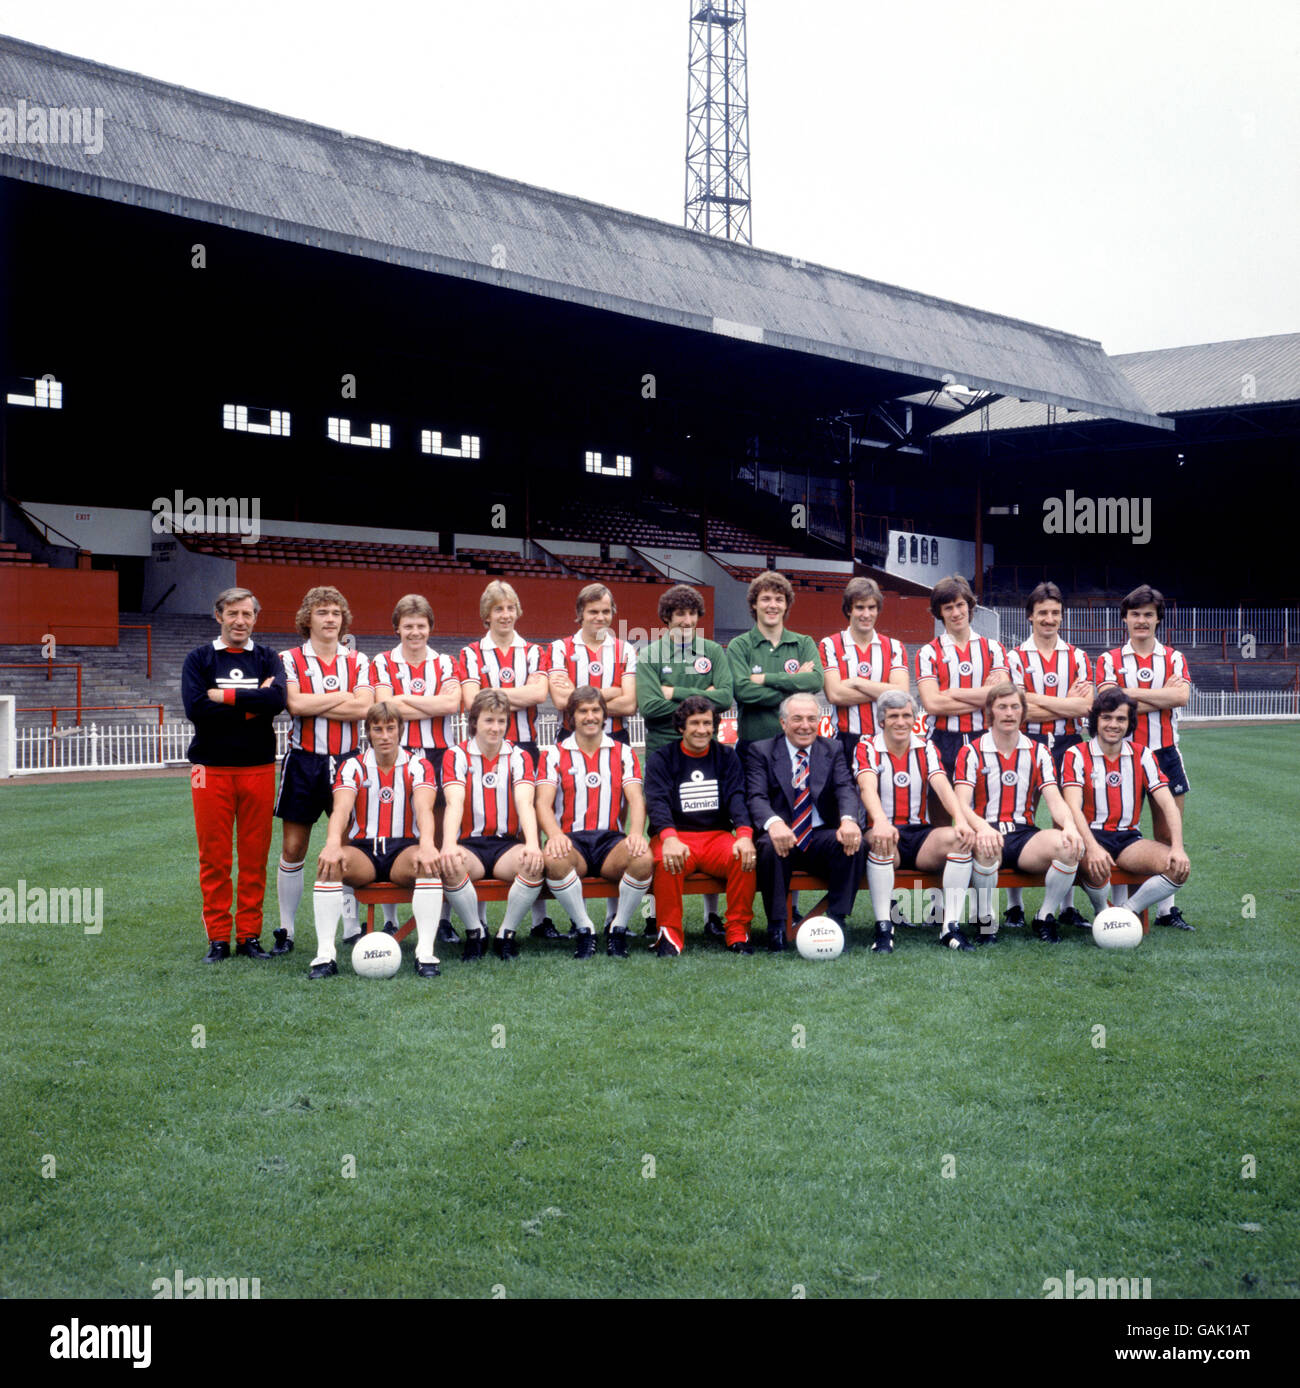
(1091, 906, 1144, 950)
(795, 916, 844, 961)
(351, 931, 402, 978)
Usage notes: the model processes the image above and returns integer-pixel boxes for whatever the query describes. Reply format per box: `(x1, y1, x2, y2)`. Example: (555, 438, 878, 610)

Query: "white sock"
(341, 883, 359, 937)
(277, 858, 305, 936)
(866, 854, 895, 922)
(548, 871, 594, 933)
(1082, 881, 1109, 915)
(412, 878, 443, 964)
(1007, 886, 1024, 911)
(1127, 874, 1180, 917)
(1039, 859, 1077, 920)
(702, 893, 718, 918)
(1111, 883, 1130, 907)
(1154, 891, 1176, 919)
(604, 898, 617, 926)
(382, 903, 398, 929)
(611, 872, 652, 933)
(970, 859, 998, 926)
(643, 893, 657, 921)
(944, 854, 974, 929)
(479, 903, 489, 928)
(532, 899, 548, 927)
(444, 876, 483, 933)
(311, 882, 344, 965)
(501, 874, 544, 935)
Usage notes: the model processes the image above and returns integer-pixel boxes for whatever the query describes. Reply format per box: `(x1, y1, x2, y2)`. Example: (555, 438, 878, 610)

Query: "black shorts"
(609, 727, 631, 746)
(1152, 744, 1190, 797)
(896, 823, 939, 871)
(998, 824, 1040, 871)
(567, 828, 626, 875)
(515, 740, 541, 773)
(929, 730, 969, 778)
(1050, 733, 1083, 779)
(1092, 828, 1144, 860)
(351, 835, 418, 882)
(460, 834, 523, 876)
(406, 747, 448, 790)
(275, 747, 359, 825)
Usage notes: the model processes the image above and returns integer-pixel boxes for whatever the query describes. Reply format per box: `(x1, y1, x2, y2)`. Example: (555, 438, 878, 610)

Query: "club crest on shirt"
(499, 668, 514, 685)
(379, 787, 394, 803)
(857, 662, 872, 677)
(694, 656, 712, 674)
(784, 658, 800, 673)
(482, 771, 498, 788)
(958, 661, 973, 677)
(410, 678, 426, 693)
(894, 772, 910, 787)
(585, 771, 602, 788)
(1106, 771, 1122, 787)
(1138, 668, 1154, 682)
(588, 661, 602, 678)
(322, 675, 340, 691)
(1043, 672, 1058, 687)
(1001, 770, 1019, 786)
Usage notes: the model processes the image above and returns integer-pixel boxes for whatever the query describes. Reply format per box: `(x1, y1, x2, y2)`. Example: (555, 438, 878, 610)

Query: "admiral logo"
(752, 665, 762, 674)
(229, 667, 244, 680)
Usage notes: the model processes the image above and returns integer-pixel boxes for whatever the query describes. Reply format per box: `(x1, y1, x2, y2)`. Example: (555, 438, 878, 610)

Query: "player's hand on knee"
(545, 833, 573, 861)
(975, 828, 1001, 861)
(317, 845, 346, 881)
(519, 846, 544, 878)
(440, 844, 466, 878)
(1167, 849, 1190, 883)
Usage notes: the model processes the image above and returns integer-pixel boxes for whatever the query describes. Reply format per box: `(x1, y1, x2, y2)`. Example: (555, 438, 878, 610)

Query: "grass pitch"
(1, 728, 1297, 1299)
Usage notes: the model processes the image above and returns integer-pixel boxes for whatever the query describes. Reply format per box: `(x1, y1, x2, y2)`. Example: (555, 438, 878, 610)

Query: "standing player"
(1095, 585, 1193, 929)
(370, 594, 461, 941)
(1005, 581, 1093, 929)
(820, 576, 910, 771)
(727, 570, 824, 759)
(440, 690, 546, 961)
(856, 690, 977, 953)
(635, 583, 734, 939)
(535, 687, 654, 959)
(274, 586, 372, 955)
(915, 575, 1010, 779)
(952, 684, 1084, 944)
(548, 583, 638, 742)
(644, 695, 757, 956)
(308, 702, 442, 980)
(459, 580, 553, 940)
(183, 587, 286, 962)
(1060, 687, 1192, 924)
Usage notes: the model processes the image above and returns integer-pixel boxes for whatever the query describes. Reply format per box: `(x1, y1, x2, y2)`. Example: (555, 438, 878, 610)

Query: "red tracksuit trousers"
(191, 763, 276, 941)
(652, 830, 756, 951)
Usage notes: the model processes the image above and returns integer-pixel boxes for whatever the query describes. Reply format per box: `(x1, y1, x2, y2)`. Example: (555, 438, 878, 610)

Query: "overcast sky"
(7, 0, 1297, 354)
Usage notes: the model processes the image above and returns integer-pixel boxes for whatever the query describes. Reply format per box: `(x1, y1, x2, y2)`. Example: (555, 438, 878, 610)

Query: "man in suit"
(746, 692, 864, 951)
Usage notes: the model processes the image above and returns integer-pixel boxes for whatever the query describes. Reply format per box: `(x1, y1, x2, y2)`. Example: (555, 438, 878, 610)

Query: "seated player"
(644, 695, 757, 956)
(1060, 687, 1192, 927)
(820, 576, 909, 770)
(745, 692, 862, 951)
(1004, 581, 1093, 929)
(275, 586, 372, 955)
(370, 594, 461, 942)
(915, 574, 1009, 779)
(548, 583, 638, 744)
(856, 690, 977, 953)
(307, 702, 441, 980)
(535, 686, 654, 959)
(440, 690, 545, 962)
(952, 684, 1085, 944)
(459, 580, 555, 942)
(635, 583, 735, 941)
(1096, 584, 1193, 929)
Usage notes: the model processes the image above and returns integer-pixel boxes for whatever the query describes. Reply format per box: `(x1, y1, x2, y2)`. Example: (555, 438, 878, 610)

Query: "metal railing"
(989, 606, 1299, 654)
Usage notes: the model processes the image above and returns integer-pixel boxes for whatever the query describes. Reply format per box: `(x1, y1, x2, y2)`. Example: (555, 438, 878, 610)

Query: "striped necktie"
(791, 747, 813, 848)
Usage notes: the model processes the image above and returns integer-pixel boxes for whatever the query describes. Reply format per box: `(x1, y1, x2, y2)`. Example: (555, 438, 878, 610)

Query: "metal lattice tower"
(684, 1, 752, 244)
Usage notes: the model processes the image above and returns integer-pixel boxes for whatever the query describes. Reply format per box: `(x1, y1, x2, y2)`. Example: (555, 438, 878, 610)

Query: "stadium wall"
(0, 568, 120, 644)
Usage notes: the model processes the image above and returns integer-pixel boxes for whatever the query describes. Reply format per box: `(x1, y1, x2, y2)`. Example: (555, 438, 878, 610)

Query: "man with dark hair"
(746, 692, 863, 951)
(183, 588, 286, 962)
(1003, 580, 1093, 929)
(1096, 584, 1193, 929)
(636, 583, 734, 940)
(727, 570, 823, 759)
(1061, 687, 1191, 926)
(820, 575, 909, 770)
(548, 583, 638, 743)
(644, 695, 757, 956)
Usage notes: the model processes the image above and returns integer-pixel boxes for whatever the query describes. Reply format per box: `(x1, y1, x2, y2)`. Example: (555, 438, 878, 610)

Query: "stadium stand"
(0, 540, 46, 567)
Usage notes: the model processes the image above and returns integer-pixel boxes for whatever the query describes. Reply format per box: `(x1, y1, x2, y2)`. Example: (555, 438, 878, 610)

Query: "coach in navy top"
(182, 587, 286, 962)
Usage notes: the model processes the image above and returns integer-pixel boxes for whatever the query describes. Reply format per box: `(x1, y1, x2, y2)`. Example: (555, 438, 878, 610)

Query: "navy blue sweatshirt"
(182, 639, 287, 765)
(643, 740, 752, 839)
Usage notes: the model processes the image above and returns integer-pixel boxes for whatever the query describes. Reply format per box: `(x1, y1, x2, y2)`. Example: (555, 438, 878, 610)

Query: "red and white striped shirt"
(540, 734, 641, 834)
(954, 732, 1056, 829)
(335, 747, 435, 841)
(280, 643, 371, 755)
(854, 732, 946, 827)
(915, 631, 1008, 735)
(819, 628, 908, 737)
(1007, 638, 1092, 736)
(442, 737, 535, 839)
(1062, 738, 1168, 833)
(370, 647, 460, 750)
(549, 632, 638, 736)
(1095, 641, 1188, 749)
(458, 634, 548, 744)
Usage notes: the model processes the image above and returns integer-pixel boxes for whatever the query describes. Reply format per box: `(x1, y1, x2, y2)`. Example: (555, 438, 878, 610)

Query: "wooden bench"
(355, 869, 1150, 941)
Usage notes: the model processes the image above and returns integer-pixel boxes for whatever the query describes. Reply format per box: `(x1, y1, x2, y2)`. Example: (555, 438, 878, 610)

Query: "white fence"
(1185, 690, 1300, 721)
(990, 606, 1299, 652)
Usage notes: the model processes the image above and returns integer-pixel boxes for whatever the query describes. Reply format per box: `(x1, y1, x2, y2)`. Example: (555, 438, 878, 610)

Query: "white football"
(351, 931, 402, 978)
(1091, 907, 1144, 950)
(796, 915, 844, 961)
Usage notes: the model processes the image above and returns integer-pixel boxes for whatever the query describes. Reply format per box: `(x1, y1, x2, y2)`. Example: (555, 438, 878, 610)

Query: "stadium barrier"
(990, 605, 1299, 653)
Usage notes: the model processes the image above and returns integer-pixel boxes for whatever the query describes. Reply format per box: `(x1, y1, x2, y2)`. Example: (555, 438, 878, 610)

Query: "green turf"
(1, 728, 1297, 1298)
